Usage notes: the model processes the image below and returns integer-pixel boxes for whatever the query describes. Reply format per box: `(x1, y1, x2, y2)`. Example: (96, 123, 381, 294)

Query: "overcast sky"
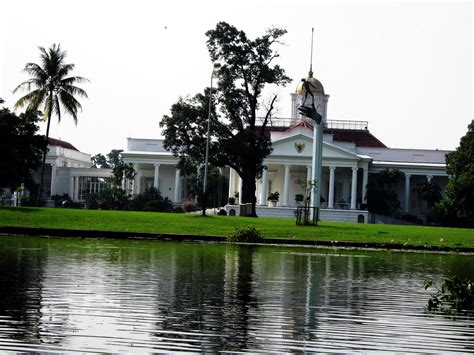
(1, 0, 472, 155)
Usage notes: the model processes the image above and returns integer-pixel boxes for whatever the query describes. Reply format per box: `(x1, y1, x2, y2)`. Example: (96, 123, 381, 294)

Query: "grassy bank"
(1, 207, 473, 249)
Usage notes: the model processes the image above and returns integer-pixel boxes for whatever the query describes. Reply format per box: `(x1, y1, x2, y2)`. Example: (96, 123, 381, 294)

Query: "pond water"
(0, 235, 473, 353)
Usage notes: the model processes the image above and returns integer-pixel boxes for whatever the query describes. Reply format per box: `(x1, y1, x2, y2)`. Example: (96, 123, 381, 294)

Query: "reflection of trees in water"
(154, 244, 226, 349)
(0, 237, 45, 343)
(2, 237, 473, 352)
(154, 244, 257, 352)
(240, 248, 474, 351)
(220, 245, 257, 351)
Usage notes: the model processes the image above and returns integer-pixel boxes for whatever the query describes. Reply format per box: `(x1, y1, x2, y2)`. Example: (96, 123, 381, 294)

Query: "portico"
(234, 129, 372, 210)
(368, 159, 449, 216)
(232, 163, 367, 210)
(129, 161, 182, 203)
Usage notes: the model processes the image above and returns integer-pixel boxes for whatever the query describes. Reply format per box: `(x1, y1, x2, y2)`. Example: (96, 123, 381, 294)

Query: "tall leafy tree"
(367, 169, 404, 216)
(107, 149, 124, 168)
(431, 121, 474, 227)
(414, 180, 442, 212)
(160, 22, 290, 216)
(91, 153, 110, 169)
(13, 44, 88, 204)
(91, 149, 124, 169)
(0, 108, 47, 190)
(90, 149, 134, 188)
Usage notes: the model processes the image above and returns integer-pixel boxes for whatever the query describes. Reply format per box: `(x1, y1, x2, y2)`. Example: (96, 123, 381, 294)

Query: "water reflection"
(0, 236, 472, 352)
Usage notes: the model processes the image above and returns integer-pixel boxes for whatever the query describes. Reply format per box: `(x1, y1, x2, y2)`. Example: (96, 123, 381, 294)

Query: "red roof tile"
(265, 124, 387, 148)
(324, 128, 387, 148)
(48, 137, 79, 151)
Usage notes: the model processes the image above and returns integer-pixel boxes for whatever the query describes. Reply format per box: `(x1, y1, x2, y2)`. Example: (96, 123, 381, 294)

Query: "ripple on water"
(0, 237, 473, 353)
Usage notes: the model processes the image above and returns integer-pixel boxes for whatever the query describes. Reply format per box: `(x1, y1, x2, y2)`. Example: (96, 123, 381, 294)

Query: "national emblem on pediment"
(295, 142, 305, 153)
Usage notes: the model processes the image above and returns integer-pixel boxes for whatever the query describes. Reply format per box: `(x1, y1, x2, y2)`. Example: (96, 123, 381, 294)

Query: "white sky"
(1, 0, 472, 155)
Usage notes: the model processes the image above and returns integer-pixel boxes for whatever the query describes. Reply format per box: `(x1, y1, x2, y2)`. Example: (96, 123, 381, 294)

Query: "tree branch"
(260, 94, 278, 135)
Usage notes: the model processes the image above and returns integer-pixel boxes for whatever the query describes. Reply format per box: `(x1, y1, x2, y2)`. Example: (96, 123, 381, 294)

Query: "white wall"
(47, 145, 91, 167)
(357, 147, 449, 164)
(127, 138, 168, 152)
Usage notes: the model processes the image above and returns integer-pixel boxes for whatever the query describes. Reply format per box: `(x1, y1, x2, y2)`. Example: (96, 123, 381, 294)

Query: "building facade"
(28, 72, 449, 222)
(120, 72, 449, 222)
(28, 138, 112, 205)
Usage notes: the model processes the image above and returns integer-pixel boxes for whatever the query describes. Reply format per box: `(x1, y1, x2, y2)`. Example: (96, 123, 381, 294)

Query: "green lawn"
(1, 207, 473, 249)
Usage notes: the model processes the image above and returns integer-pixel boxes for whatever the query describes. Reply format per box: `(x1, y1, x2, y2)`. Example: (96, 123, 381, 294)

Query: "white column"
(283, 164, 291, 206)
(69, 176, 74, 199)
(427, 175, 433, 183)
(362, 167, 369, 205)
(259, 168, 268, 205)
(238, 175, 242, 202)
(174, 168, 181, 203)
(405, 173, 411, 212)
(328, 166, 336, 209)
(74, 176, 79, 200)
(228, 168, 235, 199)
(350, 167, 358, 210)
(306, 165, 312, 183)
(50, 163, 57, 197)
(153, 163, 160, 190)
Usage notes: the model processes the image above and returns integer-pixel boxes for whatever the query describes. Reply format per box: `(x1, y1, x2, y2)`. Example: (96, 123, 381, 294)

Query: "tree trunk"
(240, 166, 258, 217)
(37, 105, 53, 206)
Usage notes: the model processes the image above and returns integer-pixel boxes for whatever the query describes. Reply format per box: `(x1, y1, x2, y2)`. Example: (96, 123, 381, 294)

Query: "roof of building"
(295, 71, 325, 95)
(48, 137, 79, 151)
(263, 121, 387, 148)
(324, 128, 387, 148)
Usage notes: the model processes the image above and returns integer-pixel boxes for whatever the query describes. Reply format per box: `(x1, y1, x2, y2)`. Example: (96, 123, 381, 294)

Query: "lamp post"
(202, 65, 215, 216)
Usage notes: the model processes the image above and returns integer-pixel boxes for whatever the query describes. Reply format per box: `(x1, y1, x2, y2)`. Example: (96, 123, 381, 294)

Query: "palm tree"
(13, 44, 88, 205)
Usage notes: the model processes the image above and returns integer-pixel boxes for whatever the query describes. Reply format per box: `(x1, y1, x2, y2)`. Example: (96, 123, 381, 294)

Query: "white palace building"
(29, 71, 450, 223)
(118, 71, 449, 223)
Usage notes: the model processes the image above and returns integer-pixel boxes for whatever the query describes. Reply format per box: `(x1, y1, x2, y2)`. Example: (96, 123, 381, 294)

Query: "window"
(78, 177, 111, 200)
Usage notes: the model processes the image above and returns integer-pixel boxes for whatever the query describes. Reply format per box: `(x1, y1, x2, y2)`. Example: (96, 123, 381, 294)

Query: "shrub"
(400, 213, 422, 224)
(51, 193, 72, 207)
(227, 226, 263, 243)
(429, 198, 472, 228)
(182, 200, 196, 212)
(85, 192, 100, 209)
(425, 277, 474, 311)
(129, 187, 162, 211)
(20, 195, 45, 207)
(367, 168, 403, 216)
(142, 198, 173, 212)
(267, 191, 280, 202)
(85, 187, 129, 210)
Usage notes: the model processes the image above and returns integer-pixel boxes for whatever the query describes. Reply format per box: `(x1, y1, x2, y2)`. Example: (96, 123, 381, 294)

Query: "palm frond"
(13, 80, 33, 94)
(61, 76, 90, 85)
(29, 90, 48, 113)
(54, 94, 62, 122)
(13, 89, 46, 111)
(14, 43, 87, 126)
(58, 84, 89, 99)
(58, 91, 81, 125)
(43, 95, 54, 121)
(57, 63, 75, 78)
(22, 63, 48, 83)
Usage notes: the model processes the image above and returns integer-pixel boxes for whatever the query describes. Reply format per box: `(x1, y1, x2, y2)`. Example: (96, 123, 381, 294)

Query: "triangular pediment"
(271, 133, 360, 160)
